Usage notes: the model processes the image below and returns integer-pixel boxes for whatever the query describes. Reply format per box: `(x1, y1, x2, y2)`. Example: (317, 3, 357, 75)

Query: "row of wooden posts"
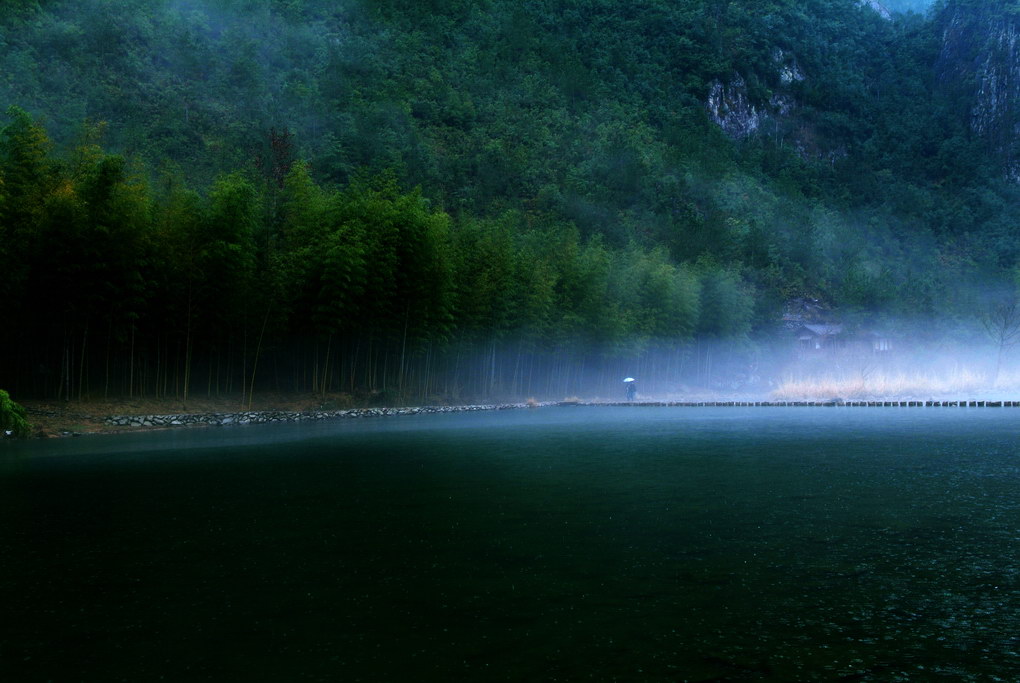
(584, 400, 1020, 407)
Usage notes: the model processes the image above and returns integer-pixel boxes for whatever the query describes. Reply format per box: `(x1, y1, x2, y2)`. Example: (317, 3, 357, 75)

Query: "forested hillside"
(1, 0, 1016, 402)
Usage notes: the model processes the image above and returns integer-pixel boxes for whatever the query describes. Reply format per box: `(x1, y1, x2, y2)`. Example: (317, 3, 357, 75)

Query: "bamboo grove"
(0, 108, 755, 404)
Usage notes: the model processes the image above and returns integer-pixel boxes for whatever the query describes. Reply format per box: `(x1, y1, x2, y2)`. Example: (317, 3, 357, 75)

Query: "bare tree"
(982, 296, 1020, 386)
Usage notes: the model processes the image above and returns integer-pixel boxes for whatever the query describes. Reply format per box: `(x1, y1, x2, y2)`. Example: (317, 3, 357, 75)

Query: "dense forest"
(1, 0, 1017, 403)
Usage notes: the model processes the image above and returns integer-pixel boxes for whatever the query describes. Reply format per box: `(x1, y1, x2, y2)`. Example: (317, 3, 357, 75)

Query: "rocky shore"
(102, 398, 1020, 428)
(17, 396, 1020, 438)
(102, 403, 535, 429)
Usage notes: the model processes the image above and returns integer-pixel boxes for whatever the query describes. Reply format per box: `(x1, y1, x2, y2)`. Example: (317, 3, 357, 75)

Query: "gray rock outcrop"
(936, 1, 1020, 179)
(103, 403, 536, 429)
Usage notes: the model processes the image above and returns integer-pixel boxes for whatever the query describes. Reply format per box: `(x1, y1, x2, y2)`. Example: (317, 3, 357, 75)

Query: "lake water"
(3, 407, 1020, 681)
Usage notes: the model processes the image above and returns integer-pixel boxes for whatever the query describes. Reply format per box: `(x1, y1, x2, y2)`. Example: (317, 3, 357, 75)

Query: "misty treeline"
(0, 108, 755, 402)
(2, 0, 1019, 401)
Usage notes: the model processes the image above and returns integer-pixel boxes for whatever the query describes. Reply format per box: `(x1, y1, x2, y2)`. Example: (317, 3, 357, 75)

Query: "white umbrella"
(623, 377, 635, 383)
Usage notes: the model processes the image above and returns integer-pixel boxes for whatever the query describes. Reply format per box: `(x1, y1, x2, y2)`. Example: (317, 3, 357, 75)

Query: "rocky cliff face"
(706, 74, 762, 138)
(711, 0, 1020, 181)
(705, 49, 850, 162)
(936, 1, 1020, 179)
(705, 3, 887, 145)
(705, 49, 803, 139)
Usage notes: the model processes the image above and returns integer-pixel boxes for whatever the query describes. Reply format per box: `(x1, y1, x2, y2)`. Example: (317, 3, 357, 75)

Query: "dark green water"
(3, 407, 1020, 681)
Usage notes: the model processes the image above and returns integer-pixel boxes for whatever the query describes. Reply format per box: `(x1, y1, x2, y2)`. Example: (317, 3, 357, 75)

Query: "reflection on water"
(2, 408, 1020, 681)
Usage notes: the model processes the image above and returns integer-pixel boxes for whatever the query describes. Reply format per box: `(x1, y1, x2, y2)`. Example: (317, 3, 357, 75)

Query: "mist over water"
(4, 407, 1020, 680)
(765, 329, 1020, 402)
(432, 323, 1020, 403)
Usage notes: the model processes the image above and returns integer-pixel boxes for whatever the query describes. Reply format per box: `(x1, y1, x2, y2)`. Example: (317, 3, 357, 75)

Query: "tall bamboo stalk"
(247, 303, 271, 410)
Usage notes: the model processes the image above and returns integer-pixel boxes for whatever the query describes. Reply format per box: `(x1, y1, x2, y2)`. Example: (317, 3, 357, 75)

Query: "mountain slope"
(0, 0, 1018, 402)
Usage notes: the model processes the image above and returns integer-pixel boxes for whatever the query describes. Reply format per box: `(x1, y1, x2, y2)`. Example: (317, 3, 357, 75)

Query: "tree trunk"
(320, 333, 332, 401)
(399, 304, 409, 397)
(248, 304, 271, 410)
(129, 326, 135, 399)
(183, 286, 193, 406)
(78, 323, 88, 402)
(104, 321, 111, 400)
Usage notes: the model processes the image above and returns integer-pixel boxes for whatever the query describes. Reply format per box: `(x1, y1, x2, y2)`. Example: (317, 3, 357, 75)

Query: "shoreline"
(13, 395, 1020, 439)
(18, 396, 544, 438)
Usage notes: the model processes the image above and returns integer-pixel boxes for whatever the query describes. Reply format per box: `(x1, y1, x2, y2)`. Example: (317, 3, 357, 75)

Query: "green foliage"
(0, 106, 53, 228)
(1, 1, 1020, 398)
(696, 263, 754, 340)
(0, 389, 30, 438)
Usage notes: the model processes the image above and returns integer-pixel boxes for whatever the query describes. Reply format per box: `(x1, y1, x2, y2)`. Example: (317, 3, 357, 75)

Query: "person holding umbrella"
(624, 377, 636, 401)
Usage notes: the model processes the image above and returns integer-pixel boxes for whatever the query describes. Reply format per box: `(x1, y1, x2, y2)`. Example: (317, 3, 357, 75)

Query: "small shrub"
(0, 389, 31, 438)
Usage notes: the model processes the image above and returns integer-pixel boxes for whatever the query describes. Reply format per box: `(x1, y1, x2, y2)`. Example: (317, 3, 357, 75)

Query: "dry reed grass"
(769, 368, 1020, 400)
